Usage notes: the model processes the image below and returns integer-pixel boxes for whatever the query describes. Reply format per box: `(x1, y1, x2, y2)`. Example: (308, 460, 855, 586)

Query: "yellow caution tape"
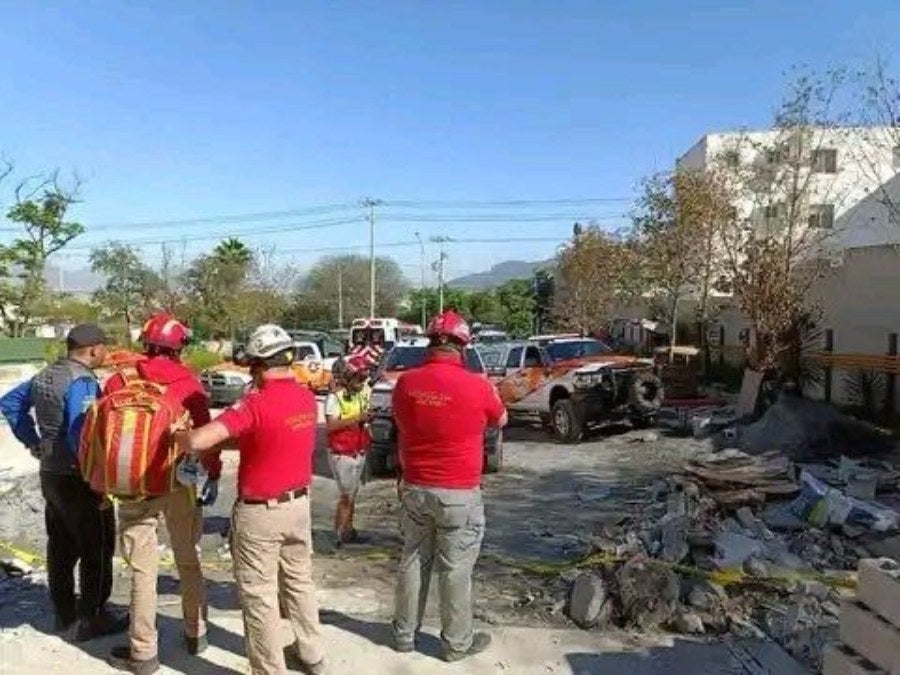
(0, 537, 857, 591)
(0, 540, 44, 568)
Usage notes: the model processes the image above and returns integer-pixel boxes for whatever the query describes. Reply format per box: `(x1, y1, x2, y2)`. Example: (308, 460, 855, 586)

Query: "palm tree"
(213, 237, 252, 268)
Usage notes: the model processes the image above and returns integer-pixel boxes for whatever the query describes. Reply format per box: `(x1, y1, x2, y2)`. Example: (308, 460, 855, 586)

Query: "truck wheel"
(551, 399, 583, 444)
(630, 372, 664, 415)
(366, 446, 390, 478)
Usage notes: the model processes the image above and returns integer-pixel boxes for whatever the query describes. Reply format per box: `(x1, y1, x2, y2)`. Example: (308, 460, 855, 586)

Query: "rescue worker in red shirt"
(324, 354, 371, 547)
(106, 313, 221, 674)
(176, 324, 324, 675)
(391, 310, 507, 662)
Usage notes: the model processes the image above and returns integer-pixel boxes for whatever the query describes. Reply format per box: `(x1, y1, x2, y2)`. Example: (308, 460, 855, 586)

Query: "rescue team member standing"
(324, 354, 371, 546)
(391, 310, 507, 662)
(106, 314, 221, 674)
(0, 324, 127, 640)
(177, 324, 325, 675)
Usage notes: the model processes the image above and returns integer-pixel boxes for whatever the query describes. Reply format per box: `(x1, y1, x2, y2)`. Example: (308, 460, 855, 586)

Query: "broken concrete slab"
(670, 610, 705, 635)
(567, 573, 611, 629)
(617, 558, 680, 630)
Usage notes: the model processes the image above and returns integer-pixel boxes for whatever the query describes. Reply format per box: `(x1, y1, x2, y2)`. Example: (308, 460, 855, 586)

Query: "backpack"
(79, 368, 191, 498)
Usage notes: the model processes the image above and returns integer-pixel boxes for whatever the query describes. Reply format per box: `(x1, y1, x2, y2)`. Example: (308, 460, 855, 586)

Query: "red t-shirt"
(217, 377, 317, 500)
(392, 351, 505, 489)
(105, 355, 221, 480)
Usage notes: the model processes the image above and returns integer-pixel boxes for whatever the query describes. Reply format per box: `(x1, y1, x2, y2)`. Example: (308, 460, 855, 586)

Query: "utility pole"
(361, 197, 383, 318)
(415, 232, 426, 328)
(337, 266, 344, 329)
(430, 236, 450, 314)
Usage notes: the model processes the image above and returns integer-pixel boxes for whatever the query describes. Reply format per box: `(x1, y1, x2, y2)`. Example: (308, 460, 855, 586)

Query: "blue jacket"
(0, 376, 99, 460)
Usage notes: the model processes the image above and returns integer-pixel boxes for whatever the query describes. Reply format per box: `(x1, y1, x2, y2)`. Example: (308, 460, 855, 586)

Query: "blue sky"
(1, 1, 898, 283)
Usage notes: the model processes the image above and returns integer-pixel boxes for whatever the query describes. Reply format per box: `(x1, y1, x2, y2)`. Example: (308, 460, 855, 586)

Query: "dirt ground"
(0, 415, 809, 674)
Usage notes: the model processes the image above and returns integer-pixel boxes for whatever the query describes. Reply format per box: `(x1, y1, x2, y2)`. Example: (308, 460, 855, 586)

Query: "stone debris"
(616, 558, 680, 630)
(566, 572, 611, 629)
(550, 441, 899, 674)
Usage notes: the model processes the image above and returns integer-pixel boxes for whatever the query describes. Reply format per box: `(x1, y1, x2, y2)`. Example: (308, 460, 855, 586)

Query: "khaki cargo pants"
(118, 488, 206, 661)
(232, 493, 323, 675)
(393, 484, 485, 653)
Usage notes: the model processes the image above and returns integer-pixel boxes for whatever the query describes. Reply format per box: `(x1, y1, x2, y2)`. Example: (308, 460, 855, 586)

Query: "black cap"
(66, 323, 108, 350)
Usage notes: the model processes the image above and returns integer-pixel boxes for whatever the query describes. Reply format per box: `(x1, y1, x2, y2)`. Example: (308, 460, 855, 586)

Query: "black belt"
(239, 486, 308, 505)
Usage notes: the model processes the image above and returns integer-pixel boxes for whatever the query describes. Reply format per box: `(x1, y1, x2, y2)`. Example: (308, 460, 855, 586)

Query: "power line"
(66, 216, 361, 251)
(387, 197, 630, 208)
(87, 202, 358, 231)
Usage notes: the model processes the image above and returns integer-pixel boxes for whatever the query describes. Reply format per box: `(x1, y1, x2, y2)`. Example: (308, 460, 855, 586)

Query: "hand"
(174, 430, 191, 455)
(28, 446, 42, 460)
(198, 478, 219, 507)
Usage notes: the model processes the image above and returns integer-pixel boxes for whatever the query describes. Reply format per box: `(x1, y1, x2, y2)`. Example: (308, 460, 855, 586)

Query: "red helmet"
(426, 310, 471, 345)
(140, 313, 191, 351)
(343, 354, 370, 377)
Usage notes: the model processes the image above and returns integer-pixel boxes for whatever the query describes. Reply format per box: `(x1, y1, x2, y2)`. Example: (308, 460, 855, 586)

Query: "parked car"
(494, 338, 663, 443)
(475, 342, 512, 379)
(199, 368, 252, 408)
(367, 343, 503, 476)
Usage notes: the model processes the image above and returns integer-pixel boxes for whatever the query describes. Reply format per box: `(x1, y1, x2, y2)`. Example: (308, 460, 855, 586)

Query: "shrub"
(182, 347, 223, 373)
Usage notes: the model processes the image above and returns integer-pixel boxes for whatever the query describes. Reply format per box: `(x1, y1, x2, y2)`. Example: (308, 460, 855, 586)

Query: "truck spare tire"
(630, 372, 664, 413)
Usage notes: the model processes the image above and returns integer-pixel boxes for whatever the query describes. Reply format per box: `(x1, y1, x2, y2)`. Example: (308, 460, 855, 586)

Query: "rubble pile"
(735, 393, 892, 461)
(0, 473, 45, 555)
(559, 446, 900, 672)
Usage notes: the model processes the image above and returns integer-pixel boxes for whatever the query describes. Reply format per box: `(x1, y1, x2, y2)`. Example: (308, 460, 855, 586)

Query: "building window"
(765, 148, 782, 165)
(808, 204, 835, 229)
(764, 203, 783, 221)
(722, 149, 740, 168)
(811, 148, 838, 173)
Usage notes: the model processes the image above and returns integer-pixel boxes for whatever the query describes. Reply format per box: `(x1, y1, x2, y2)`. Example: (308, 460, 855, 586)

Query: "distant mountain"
(448, 259, 553, 290)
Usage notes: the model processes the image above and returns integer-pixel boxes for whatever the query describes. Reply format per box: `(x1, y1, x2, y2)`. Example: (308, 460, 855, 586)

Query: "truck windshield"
(294, 345, 317, 360)
(545, 340, 612, 362)
(383, 346, 484, 373)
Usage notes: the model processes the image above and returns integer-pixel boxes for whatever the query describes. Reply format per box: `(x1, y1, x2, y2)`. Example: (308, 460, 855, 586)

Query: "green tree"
(183, 238, 255, 338)
(299, 254, 409, 327)
(90, 243, 163, 343)
(495, 279, 535, 337)
(0, 170, 84, 336)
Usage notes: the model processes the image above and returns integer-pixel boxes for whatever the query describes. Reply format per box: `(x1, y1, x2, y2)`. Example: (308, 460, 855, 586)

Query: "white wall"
(680, 127, 900, 252)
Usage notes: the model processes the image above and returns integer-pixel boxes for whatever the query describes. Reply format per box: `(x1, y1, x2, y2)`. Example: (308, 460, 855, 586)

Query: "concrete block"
(823, 644, 887, 675)
(567, 573, 610, 629)
(858, 558, 900, 629)
(840, 600, 900, 674)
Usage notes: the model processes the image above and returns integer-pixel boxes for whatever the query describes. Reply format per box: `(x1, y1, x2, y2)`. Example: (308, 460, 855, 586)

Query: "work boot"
(73, 609, 129, 642)
(284, 646, 326, 674)
(184, 633, 208, 655)
(108, 646, 160, 674)
(54, 612, 76, 633)
(391, 620, 418, 653)
(443, 631, 492, 663)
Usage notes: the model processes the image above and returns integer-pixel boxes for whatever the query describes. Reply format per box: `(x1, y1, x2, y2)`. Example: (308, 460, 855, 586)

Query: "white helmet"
(246, 324, 294, 360)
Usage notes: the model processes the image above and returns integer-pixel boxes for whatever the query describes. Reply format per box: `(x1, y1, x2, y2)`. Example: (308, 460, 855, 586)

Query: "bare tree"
(554, 225, 639, 333)
(714, 70, 849, 372)
(633, 169, 732, 355)
(852, 56, 900, 228)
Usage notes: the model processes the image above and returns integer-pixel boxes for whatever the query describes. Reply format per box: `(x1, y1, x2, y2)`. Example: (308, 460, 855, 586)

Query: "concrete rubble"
(558, 439, 900, 674)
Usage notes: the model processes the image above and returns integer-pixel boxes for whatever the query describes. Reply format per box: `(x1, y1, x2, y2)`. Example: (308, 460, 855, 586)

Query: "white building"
(677, 127, 900, 408)
(678, 127, 900, 253)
